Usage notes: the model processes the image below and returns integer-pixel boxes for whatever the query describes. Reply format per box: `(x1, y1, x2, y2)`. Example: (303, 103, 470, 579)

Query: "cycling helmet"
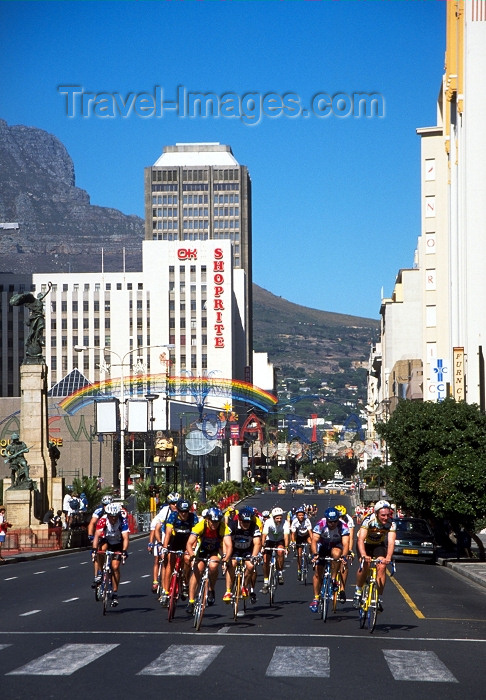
(295, 506, 305, 514)
(262, 510, 270, 518)
(101, 495, 113, 505)
(167, 492, 180, 503)
(206, 507, 223, 522)
(374, 499, 391, 513)
(335, 505, 347, 516)
(325, 507, 340, 522)
(271, 507, 284, 518)
(238, 507, 254, 521)
(105, 503, 122, 516)
(176, 499, 190, 512)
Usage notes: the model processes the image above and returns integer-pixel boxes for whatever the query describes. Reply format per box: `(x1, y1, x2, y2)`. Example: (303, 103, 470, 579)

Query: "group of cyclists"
(87, 491, 396, 616)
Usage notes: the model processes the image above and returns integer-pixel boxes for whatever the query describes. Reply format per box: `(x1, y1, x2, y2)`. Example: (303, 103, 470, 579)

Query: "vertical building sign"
(213, 247, 225, 348)
(453, 347, 465, 401)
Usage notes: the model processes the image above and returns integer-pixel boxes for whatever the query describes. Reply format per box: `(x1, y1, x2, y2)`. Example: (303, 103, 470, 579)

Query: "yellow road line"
(387, 569, 425, 619)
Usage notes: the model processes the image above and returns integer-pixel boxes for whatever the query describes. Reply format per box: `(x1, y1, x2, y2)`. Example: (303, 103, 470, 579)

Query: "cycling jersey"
(190, 519, 232, 554)
(313, 518, 350, 550)
(165, 511, 199, 549)
(96, 514, 129, 545)
(290, 516, 312, 538)
(227, 519, 261, 553)
(359, 514, 396, 545)
(262, 517, 290, 541)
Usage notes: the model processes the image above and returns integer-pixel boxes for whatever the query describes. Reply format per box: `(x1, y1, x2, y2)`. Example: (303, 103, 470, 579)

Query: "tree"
(377, 398, 486, 557)
(71, 476, 113, 514)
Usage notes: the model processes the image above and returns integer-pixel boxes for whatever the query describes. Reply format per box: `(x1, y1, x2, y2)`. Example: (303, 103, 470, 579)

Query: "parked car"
(393, 517, 437, 562)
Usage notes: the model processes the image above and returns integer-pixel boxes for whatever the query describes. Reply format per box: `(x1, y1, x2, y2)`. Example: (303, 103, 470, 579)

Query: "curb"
(0, 531, 149, 565)
(437, 557, 486, 590)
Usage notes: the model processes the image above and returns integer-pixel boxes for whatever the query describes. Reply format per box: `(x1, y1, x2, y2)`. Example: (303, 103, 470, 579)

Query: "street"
(1, 492, 485, 699)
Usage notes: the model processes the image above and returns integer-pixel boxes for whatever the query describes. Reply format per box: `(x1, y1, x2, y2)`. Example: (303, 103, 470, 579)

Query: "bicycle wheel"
(269, 564, 277, 607)
(233, 571, 242, 620)
(321, 575, 330, 622)
(332, 573, 341, 613)
(156, 560, 163, 597)
(359, 584, 369, 629)
(194, 575, 209, 631)
(167, 569, 179, 622)
(102, 572, 111, 616)
(367, 581, 379, 633)
(301, 550, 308, 586)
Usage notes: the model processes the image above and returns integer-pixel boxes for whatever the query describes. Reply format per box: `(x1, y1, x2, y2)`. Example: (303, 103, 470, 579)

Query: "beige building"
(372, 1, 486, 412)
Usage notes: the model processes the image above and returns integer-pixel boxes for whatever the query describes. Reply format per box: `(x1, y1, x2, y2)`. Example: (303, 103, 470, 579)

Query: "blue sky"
(0, 0, 446, 319)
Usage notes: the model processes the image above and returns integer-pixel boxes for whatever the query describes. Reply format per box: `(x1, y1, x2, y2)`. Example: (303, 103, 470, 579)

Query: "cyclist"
(225, 506, 262, 604)
(309, 507, 350, 613)
(185, 506, 233, 614)
(261, 510, 271, 524)
(261, 507, 290, 592)
(91, 502, 129, 608)
(149, 492, 179, 593)
(353, 499, 396, 611)
(158, 498, 200, 607)
(335, 504, 355, 602)
(88, 494, 113, 588)
(290, 506, 313, 580)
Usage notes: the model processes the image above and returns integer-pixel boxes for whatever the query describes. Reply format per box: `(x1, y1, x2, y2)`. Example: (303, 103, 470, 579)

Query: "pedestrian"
(0, 506, 13, 562)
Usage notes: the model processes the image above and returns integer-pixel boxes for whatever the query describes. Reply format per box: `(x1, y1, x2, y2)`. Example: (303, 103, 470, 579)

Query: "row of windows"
(214, 183, 239, 191)
(182, 169, 209, 181)
(151, 167, 239, 183)
(153, 208, 178, 217)
(182, 220, 209, 230)
(154, 221, 178, 230)
(41, 282, 144, 293)
(152, 170, 177, 182)
(183, 207, 208, 217)
(214, 207, 239, 216)
(213, 220, 239, 229)
(183, 195, 209, 204)
(168, 266, 207, 275)
(214, 194, 239, 204)
(51, 318, 111, 330)
(152, 184, 178, 192)
(182, 184, 209, 191)
(213, 232, 240, 242)
(152, 195, 178, 205)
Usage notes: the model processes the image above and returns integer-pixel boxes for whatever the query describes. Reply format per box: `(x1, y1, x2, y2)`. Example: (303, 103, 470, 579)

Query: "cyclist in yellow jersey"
(185, 507, 232, 614)
(353, 500, 396, 611)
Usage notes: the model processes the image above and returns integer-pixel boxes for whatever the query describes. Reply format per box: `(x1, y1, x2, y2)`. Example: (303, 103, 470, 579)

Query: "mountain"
(0, 119, 379, 409)
(0, 119, 143, 274)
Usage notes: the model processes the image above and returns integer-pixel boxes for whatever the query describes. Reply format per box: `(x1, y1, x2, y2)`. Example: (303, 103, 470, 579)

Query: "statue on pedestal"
(9, 282, 52, 362)
(4, 433, 34, 490)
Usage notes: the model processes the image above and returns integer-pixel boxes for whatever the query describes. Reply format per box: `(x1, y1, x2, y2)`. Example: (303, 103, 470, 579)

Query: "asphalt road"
(1, 491, 485, 699)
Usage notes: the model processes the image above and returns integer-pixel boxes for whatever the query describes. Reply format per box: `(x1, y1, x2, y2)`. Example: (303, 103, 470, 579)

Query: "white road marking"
(62, 598, 79, 603)
(119, 580, 130, 585)
(266, 646, 330, 677)
(217, 626, 231, 634)
(141, 574, 150, 578)
(19, 610, 41, 617)
(33, 571, 46, 575)
(383, 650, 458, 682)
(0, 644, 11, 650)
(7, 643, 118, 676)
(79, 561, 88, 565)
(4, 576, 18, 581)
(138, 644, 223, 676)
(58, 566, 69, 569)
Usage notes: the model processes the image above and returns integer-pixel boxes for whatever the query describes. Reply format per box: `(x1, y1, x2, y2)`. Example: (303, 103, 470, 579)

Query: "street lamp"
(74, 343, 174, 500)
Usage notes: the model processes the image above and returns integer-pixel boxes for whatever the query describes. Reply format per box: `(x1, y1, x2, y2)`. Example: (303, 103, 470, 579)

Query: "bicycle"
(264, 547, 281, 607)
(231, 556, 250, 620)
(94, 549, 120, 615)
(332, 554, 352, 611)
(166, 549, 185, 622)
(358, 557, 396, 633)
(315, 556, 336, 622)
(299, 543, 310, 586)
(192, 556, 219, 631)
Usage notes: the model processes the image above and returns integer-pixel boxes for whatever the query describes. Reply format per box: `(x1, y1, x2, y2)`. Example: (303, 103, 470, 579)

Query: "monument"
(3, 282, 63, 527)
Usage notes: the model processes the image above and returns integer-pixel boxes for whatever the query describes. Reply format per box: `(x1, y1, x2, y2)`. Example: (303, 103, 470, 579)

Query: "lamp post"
(145, 393, 159, 484)
(74, 343, 174, 501)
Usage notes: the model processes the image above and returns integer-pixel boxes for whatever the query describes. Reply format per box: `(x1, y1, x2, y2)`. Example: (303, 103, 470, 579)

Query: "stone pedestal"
(4, 485, 34, 528)
(17, 362, 50, 522)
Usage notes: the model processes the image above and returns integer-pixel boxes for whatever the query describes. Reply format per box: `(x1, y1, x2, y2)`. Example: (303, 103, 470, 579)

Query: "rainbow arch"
(59, 374, 277, 415)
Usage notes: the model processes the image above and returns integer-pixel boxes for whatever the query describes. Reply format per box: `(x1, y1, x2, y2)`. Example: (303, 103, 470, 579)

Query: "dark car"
(393, 517, 437, 562)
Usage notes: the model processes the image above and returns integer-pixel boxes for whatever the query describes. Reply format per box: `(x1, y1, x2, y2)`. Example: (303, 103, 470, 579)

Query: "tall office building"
(144, 142, 253, 373)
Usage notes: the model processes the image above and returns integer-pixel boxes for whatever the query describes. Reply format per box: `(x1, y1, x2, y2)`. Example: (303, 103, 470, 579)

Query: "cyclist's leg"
(111, 556, 121, 592)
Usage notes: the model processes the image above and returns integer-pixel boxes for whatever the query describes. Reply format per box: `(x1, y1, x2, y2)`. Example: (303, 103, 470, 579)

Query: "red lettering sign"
(177, 248, 197, 260)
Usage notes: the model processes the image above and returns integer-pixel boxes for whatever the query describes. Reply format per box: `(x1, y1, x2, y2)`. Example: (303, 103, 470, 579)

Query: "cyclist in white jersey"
(148, 492, 179, 592)
(261, 507, 290, 592)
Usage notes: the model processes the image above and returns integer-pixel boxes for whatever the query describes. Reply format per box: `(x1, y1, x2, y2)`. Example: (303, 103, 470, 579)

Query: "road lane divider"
(387, 569, 425, 619)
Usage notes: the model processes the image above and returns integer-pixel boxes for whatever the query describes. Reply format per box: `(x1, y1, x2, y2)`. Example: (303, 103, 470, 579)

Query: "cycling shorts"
(364, 543, 386, 558)
(294, 534, 310, 545)
(317, 542, 342, 559)
(265, 539, 285, 550)
(99, 539, 124, 559)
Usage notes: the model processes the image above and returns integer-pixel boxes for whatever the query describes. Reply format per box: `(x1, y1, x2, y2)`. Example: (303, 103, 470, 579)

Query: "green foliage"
(268, 465, 290, 484)
(133, 476, 173, 513)
(377, 398, 486, 530)
(71, 476, 113, 513)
